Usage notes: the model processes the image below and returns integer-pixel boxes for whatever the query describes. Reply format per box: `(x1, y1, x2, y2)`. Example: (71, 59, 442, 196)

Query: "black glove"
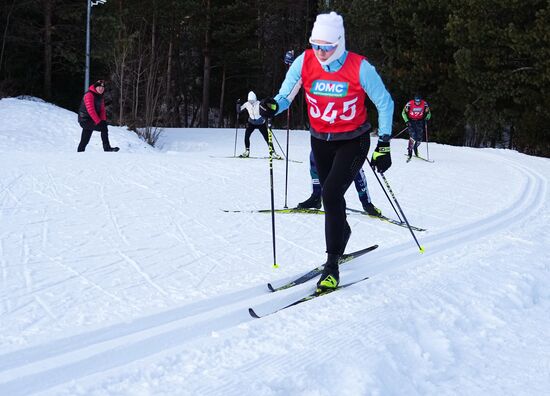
(371, 141, 392, 173)
(259, 97, 279, 118)
(236, 100, 241, 114)
(97, 120, 108, 133)
(406, 121, 411, 128)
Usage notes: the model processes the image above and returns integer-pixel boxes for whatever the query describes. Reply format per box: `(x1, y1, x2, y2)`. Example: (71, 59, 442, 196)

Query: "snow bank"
(0, 98, 154, 153)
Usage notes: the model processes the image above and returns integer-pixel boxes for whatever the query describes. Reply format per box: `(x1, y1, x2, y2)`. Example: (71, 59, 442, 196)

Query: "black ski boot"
(316, 253, 340, 292)
(297, 193, 322, 209)
(104, 146, 120, 152)
(363, 202, 382, 217)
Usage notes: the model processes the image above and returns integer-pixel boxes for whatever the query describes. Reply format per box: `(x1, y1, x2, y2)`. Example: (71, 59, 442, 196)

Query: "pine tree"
(448, 0, 550, 154)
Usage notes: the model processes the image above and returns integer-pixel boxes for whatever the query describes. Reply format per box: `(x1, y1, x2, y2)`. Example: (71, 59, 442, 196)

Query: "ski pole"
(380, 172, 424, 253)
(267, 124, 279, 268)
(425, 122, 430, 161)
(392, 126, 408, 139)
(284, 106, 290, 208)
(366, 158, 403, 222)
(283, 50, 294, 209)
(234, 99, 240, 157)
(271, 130, 286, 158)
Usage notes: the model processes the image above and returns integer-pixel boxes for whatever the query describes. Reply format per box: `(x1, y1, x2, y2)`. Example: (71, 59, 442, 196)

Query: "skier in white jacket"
(236, 91, 281, 159)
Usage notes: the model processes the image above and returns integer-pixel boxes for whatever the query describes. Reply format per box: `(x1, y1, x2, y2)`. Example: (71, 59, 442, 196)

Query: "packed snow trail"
(0, 145, 547, 396)
(0, 98, 549, 395)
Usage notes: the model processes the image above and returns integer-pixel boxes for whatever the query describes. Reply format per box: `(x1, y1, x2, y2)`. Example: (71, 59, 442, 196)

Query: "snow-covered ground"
(0, 97, 549, 395)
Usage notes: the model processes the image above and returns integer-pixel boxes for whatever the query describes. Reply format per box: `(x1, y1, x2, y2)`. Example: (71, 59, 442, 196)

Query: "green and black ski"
(222, 208, 324, 215)
(210, 155, 303, 163)
(223, 207, 426, 231)
(249, 276, 370, 318)
(346, 207, 427, 232)
(405, 154, 434, 163)
(267, 244, 378, 292)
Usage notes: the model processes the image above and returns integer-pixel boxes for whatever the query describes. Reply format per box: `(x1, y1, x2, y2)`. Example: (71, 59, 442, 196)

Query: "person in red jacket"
(77, 80, 119, 152)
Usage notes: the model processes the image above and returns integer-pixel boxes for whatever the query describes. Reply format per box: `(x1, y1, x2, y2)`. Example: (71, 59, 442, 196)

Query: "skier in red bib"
(402, 94, 431, 159)
(259, 11, 394, 292)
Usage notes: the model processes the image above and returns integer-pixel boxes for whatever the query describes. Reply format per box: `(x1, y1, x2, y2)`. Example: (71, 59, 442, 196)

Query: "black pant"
(311, 133, 370, 255)
(77, 123, 112, 152)
(244, 122, 274, 151)
(407, 120, 425, 150)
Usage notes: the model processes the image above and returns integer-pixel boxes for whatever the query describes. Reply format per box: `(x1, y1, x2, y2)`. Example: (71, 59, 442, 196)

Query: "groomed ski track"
(0, 144, 548, 395)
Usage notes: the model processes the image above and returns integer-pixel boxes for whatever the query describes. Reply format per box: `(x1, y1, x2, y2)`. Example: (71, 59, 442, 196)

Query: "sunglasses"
(309, 38, 338, 52)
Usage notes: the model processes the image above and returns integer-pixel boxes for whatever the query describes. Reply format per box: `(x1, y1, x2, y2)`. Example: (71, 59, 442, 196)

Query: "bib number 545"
(306, 93, 358, 124)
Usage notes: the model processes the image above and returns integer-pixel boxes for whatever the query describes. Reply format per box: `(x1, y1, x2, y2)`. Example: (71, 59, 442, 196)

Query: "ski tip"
(267, 283, 275, 292)
(248, 308, 261, 319)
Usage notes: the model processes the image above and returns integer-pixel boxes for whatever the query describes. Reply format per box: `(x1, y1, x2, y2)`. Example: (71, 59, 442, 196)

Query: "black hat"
(94, 80, 106, 88)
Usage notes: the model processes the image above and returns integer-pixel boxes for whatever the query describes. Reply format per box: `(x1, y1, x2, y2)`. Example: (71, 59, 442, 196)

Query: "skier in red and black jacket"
(402, 93, 431, 159)
(77, 80, 119, 152)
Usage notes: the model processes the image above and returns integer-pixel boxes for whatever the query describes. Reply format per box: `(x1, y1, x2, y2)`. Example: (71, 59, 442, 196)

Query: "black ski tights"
(77, 128, 112, 152)
(244, 123, 274, 151)
(311, 133, 370, 255)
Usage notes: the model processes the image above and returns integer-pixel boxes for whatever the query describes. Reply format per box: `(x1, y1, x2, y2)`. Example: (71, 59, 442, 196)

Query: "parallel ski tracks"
(0, 154, 546, 395)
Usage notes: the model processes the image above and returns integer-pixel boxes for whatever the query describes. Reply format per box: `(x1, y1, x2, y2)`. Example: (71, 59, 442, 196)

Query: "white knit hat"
(310, 11, 344, 43)
(310, 12, 346, 66)
(247, 91, 257, 101)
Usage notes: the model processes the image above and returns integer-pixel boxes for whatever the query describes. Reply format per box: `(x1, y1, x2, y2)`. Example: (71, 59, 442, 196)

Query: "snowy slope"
(0, 98, 153, 154)
(0, 97, 549, 396)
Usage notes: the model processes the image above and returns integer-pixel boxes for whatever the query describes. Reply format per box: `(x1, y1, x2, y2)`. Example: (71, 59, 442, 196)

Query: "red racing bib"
(406, 100, 427, 120)
(302, 50, 367, 133)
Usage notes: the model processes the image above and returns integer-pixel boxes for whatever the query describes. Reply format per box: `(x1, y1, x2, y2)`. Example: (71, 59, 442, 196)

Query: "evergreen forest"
(1, 0, 549, 156)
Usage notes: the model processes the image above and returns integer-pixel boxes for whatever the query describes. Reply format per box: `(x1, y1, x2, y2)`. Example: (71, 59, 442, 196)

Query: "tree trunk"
(200, 0, 211, 127)
(0, 0, 17, 75)
(218, 63, 226, 128)
(118, 58, 125, 125)
(201, 53, 210, 127)
(115, 0, 128, 125)
(144, 9, 163, 129)
(43, 0, 52, 99)
(133, 39, 144, 121)
(166, 38, 173, 125)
